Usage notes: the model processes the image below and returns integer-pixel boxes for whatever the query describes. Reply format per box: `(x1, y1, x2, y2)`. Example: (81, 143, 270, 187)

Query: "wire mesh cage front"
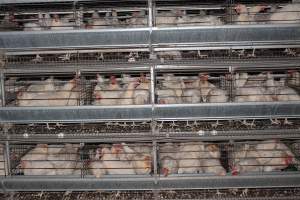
(233, 71, 300, 103)
(156, 71, 231, 104)
(0, 1, 149, 31)
(11, 143, 82, 176)
(158, 139, 300, 177)
(4, 74, 84, 107)
(158, 142, 227, 177)
(91, 72, 151, 106)
(10, 142, 153, 177)
(154, 0, 227, 27)
(231, 0, 300, 25)
(6, 139, 300, 178)
(229, 139, 300, 175)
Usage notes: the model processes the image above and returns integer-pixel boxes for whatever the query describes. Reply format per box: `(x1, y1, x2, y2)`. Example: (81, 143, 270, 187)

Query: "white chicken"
(235, 73, 273, 102)
(102, 146, 136, 175)
(234, 4, 267, 24)
(198, 73, 217, 103)
(182, 78, 201, 104)
(117, 143, 151, 175)
(91, 11, 110, 29)
(231, 144, 263, 175)
(89, 146, 106, 178)
(156, 10, 178, 27)
(17, 78, 78, 106)
(176, 10, 223, 26)
(162, 74, 185, 96)
(50, 14, 75, 30)
(26, 77, 56, 92)
(134, 73, 150, 105)
(255, 140, 295, 172)
(201, 144, 226, 176)
(182, 88, 201, 104)
(93, 75, 122, 106)
(159, 143, 178, 176)
(270, 4, 300, 24)
(177, 142, 204, 174)
(49, 144, 79, 175)
(265, 72, 300, 102)
(21, 144, 56, 175)
(207, 88, 228, 103)
(126, 11, 147, 27)
(23, 15, 43, 31)
(232, 140, 295, 174)
(118, 79, 139, 105)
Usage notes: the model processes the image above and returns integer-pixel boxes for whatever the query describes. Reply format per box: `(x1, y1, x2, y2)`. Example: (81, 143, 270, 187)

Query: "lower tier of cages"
(1, 119, 300, 190)
(1, 68, 300, 107)
(0, 139, 299, 179)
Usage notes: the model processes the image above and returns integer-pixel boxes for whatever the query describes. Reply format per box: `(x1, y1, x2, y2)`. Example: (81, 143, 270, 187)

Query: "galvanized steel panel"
(0, 29, 150, 50)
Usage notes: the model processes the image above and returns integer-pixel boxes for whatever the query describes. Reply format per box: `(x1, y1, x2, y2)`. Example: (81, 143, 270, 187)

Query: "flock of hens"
(14, 71, 300, 107)
(0, 2, 300, 30)
(0, 1, 300, 179)
(0, 139, 296, 177)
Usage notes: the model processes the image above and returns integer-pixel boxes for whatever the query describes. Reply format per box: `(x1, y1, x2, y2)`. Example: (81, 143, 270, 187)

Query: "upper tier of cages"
(0, 0, 299, 31)
(1, 68, 299, 107)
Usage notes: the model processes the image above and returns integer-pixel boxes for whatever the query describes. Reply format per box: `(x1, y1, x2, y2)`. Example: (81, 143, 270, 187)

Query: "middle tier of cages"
(0, 0, 299, 31)
(1, 139, 299, 179)
(1, 67, 300, 107)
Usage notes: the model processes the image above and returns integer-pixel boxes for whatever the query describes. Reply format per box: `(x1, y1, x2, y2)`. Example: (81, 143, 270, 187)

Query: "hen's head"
(235, 4, 247, 14)
(110, 75, 117, 85)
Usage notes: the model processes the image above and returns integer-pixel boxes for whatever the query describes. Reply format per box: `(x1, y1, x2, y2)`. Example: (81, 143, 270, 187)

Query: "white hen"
(270, 4, 300, 24)
(177, 142, 204, 174)
(93, 75, 122, 106)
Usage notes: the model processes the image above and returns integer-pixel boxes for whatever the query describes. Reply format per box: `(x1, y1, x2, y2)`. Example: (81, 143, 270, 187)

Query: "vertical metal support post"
(150, 65, 158, 184)
(148, 0, 153, 28)
(148, 0, 157, 60)
(152, 140, 158, 184)
(4, 141, 11, 176)
(0, 71, 5, 107)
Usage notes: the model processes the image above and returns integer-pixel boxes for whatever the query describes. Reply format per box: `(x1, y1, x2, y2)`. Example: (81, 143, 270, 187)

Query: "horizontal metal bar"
(1, 174, 300, 191)
(4, 57, 300, 75)
(0, 105, 152, 123)
(0, 28, 150, 51)
(1, 102, 300, 123)
(4, 64, 151, 75)
(2, 129, 300, 143)
(154, 102, 300, 121)
(0, 0, 147, 4)
(1, 25, 300, 53)
(151, 25, 300, 49)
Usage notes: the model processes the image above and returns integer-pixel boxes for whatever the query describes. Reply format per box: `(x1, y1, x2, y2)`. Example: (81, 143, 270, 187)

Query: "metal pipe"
(147, 0, 153, 28)
(0, 71, 5, 107)
(152, 140, 158, 184)
(4, 141, 11, 176)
